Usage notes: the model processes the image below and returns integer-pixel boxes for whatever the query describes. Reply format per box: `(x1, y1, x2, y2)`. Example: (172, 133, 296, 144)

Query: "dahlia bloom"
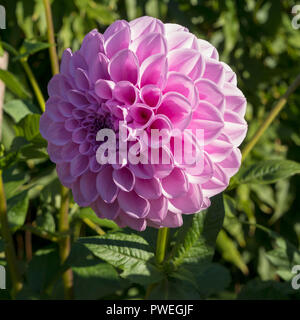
(40, 16, 247, 231)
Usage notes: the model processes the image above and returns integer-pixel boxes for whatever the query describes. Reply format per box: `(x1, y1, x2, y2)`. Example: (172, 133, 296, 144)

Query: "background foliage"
(0, 0, 300, 300)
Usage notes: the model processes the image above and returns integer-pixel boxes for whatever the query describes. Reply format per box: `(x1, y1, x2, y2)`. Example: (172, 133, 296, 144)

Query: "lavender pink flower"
(40, 16, 247, 231)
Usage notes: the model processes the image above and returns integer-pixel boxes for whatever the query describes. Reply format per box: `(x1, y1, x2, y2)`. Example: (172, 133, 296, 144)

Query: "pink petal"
(157, 92, 192, 130)
(223, 110, 248, 146)
(140, 85, 162, 108)
(202, 58, 225, 86)
(47, 143, 63, 163)
(105, 25, 130, 58)
(80, 29, 104, 62)
(161, 167, 189, 199)
(205, 133, 233, 162)
(160, 211, 183, 228)
(115, 211, 147, 231)
(72, 127, 88, 144)
(96, 166, 119, 203)
(92, 197, 120, 220)
(57, 162, 76, 188)
(202, 164, 229, 198)
(113, 81, 138, 105)
(189, 101, 224, 144)
(80, 170, 98, 203)
(60, 49, 72, 76)
(117, 190, 150, 218)
(139, 53, 167, 88)
(67, 90, 89, 108)
(167, 31, 198, 51)
(103, 20, 130, 41)
(109, 49, 139, 85)
(75, 68, 90, 90)
(129, 104, 154, 129)
(95, 79, 115, 99)
(131, 32, 167, 64)
(61, 141, 80, 161)
(218, 147, 242, 178)
(169, 183, 203, 214)
(195, 79, 225, 112)
(167, 49, 204, 80)
(70, 154, 89, 177)
(223, 83, 247, 117)
(134, 177, 162, 200)
(112, 167, 135, 192)
(163, 72, 198, 109)
(147, 196, 168, 222)
(89, 53, 110, 83)
(197, 39, 219, 60)
(129, 16, 164, 41)
(46, 122, 71, 146)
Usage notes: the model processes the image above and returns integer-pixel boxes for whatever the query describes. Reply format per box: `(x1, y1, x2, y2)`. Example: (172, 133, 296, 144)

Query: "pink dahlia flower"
(40, 16, 247, 231)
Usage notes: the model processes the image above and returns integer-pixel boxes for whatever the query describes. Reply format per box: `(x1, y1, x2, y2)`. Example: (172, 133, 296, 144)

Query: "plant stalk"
(0, 171, 23, 298)
(242, 73, 300, 161)
(43, 0, 59, 75)
(155, 227, 169, 265)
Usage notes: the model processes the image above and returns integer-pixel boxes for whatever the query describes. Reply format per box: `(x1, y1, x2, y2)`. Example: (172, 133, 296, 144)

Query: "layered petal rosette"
(40, 16, 247, 231)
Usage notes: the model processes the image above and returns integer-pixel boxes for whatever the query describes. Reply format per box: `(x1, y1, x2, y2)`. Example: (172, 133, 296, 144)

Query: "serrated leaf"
(170, 194, 225, 267)
(0, 69, 31, 99)
(77, 232, 163, 285)
(235, 160, 300, 185)
(67, 243, 128, 299)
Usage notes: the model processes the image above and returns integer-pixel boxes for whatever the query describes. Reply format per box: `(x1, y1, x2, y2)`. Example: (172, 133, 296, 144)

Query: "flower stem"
(242, 73, 300, 161)
(155, 227, 169, 265)
(43, 0, 59, 75)
(43, 0, 73, 299)
(58, 185, 74, 300)
(21, 61, 45, 112)
(0, 170, 23, 298)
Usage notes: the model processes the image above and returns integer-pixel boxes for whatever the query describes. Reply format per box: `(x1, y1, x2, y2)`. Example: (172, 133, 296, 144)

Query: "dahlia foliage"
(40, 16, 247, 231)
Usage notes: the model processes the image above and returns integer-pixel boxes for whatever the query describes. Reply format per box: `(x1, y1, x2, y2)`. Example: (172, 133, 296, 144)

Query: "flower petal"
(117, 190, 150, 218)
(96, 166, 119, 203)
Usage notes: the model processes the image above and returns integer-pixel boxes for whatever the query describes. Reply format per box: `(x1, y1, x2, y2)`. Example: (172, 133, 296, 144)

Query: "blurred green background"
(0, 0, 300, 299)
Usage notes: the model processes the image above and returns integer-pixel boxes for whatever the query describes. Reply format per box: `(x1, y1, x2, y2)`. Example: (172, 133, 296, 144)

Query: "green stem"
(58, 185, 74, 300)
(1, 42, 46, 112)
(43, 0, 73, 299)
(0, 170, 23, 298)
(43, 0, 59, 75)
(242, 73, 300, 161)
(155, 227, 169, 265)
(21, 61, 45, 112)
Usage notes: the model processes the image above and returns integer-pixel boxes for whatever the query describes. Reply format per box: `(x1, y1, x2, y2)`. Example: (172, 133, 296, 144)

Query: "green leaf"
(4, 99, 39, 123)
(14, 113, 41, 141)
(74, 207, 120, 231)
(14, 41, 51, 61)
(0, 69, 31, 99)
(223, 195, 246, 247)
(27, 247, 60, 295)
(7, 191, 29, 233)
(2, 166, 27, 199)
(235, 160, 300, 185)
(216, 230, 249, 275)
(68, 243, 128, 299)
(76, 232, 163, 285)
(169, 194, 225, 267)
(36, 212, 56, 233)
(266, 237, 300, 281)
